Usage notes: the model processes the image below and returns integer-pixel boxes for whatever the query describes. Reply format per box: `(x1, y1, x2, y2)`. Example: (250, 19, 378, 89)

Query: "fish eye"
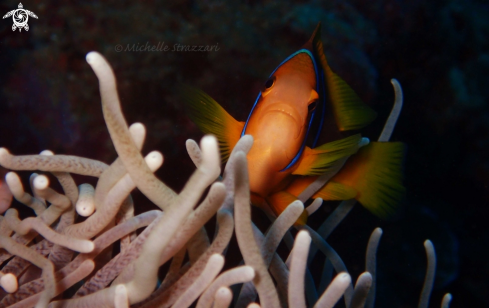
(308, 101, 317, 113)
(262, 76, 276, 92)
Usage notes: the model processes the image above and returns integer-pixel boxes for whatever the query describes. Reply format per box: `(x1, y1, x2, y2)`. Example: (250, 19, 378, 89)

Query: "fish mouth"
(265, 103, 302, 128)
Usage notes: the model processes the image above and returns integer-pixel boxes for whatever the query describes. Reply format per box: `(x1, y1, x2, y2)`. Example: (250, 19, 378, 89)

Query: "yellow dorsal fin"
(266, 191, 308, 226)
(180, 86, 244, 163)
(331, 141, 405, 218)
(313, 29, 377, 131)
(292, 134, 368, 176)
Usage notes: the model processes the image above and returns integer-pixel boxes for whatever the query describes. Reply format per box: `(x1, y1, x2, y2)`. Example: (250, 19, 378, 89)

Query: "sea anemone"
(0, 52, 451, 308)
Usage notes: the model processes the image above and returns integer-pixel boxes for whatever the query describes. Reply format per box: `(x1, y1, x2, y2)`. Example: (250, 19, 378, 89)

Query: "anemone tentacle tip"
(33, 174, 49, 190)
(85, 51, 99, 63)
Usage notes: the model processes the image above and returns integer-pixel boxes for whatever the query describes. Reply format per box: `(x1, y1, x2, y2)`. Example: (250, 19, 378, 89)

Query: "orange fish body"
(246, 52, 318, 200)
(183, 23, 404, 224)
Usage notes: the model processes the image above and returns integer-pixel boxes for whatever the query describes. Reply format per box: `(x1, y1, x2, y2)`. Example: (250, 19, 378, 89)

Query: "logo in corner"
(3, 3, 38, 32)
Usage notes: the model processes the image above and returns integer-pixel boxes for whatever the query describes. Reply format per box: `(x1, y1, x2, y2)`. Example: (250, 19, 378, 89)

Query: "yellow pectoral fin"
(292, 134, 369, 176)
(266, 191, 308, 226)
(314, 33, 377, 131)
(331, 141, 405, 218)
(180, 86, 244, 163)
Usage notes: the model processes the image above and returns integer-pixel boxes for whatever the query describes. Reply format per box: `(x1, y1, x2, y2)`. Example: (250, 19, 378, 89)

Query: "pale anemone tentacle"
(154, 181, 224, 266)
(0, 239, 53, 284)
(77, 180, 222, 298)
(116, 195, 136, 252)
(418, 240, 437, 308)
(306, 197, 323, 215)
(186, 139, 203, 168)
(379, 78, 403, 142)
(114, 284, 129, 308)
(44, 150, 80, 270)
(54, 135, 221, 307)
(249, 223, 290, 307)
(213, 287, 233, 308)
(29, 172, 46, 207)
(90, 122, 148, 256)
(1, 211, 161, 306)
(300, 80, 405, 307)
(0, 216, 12, 236)
(187, 227, 211, 265)
(314, 272, 351, 308)
(236, 201, 303, 307)
(0, 235, 56, 308)
(441, 293, 452, 308)
(0, 175, 13, 214)
(134, 209, 234, 308)
(0, 271, 18, 293)
(111, 180, 226, 288)
(365, 228, 383, 308)
(72, 211, 163, 298)
(303, 224, 354, 306)
(234, 151, 280, 308)
(288, 230, 311, 308)
(159, 246, 187, 291)
(50, 168, 79, 207)
(221, 135, 254, 212)
(10, 260, 96, 308)
(0, 173, 79, 264)
(262, 201, 304, 265)
(5, 172, 46, 215)
(307, 199, 356, 271)
(33, 175, 72, 223)
(3, 209, 94, 253)
(172, 254, 225, 308)
(86, 51, 177, 211)
(282, 228, 318, 306)
(0, 148, 108, 177)
(350, 272, 373, 308)
(62, 150, 163, 240)
(196, 265, 255, 308)
(178, 138, 215, 265)
(93, 122, 147, 213)
(76, 183, 95, 217)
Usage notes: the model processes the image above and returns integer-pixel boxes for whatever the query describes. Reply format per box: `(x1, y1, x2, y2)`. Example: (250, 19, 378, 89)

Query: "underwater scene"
(0, 0, 487, 307)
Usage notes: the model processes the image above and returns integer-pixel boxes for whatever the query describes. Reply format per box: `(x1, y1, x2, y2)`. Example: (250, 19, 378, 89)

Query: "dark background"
(0, 0, 488, 307)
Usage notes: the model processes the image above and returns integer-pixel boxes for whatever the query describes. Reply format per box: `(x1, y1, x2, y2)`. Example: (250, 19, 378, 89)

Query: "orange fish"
(182, 23, 404, 224)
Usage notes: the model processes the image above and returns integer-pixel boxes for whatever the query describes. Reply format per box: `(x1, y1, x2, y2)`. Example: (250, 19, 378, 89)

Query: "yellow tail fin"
(331, 142, 405, 218)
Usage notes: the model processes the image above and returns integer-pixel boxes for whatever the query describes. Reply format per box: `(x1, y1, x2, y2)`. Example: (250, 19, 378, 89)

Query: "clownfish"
(182, 23, 404, 225)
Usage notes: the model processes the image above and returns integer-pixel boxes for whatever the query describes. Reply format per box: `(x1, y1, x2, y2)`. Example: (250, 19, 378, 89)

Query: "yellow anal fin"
(180, 86, 244, 163)
(292, 134, 368, 176)
(313, 30, 377, 131)
(266, 191, 308, 226)
(285, 176, 317, 197)
(314, 181, 357, 201)
(331, 141, 405, 218)
(286, 176, 356, 201)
